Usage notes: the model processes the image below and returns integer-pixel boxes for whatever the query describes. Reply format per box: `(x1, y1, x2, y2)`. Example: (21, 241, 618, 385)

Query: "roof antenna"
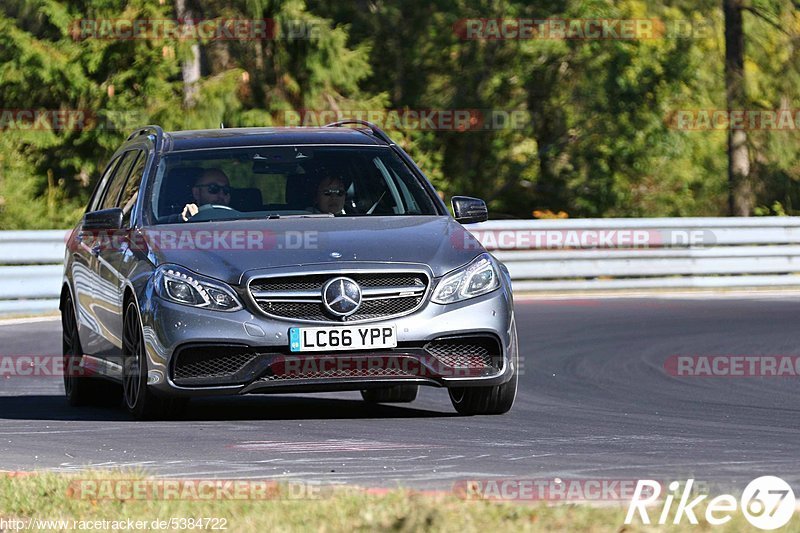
(219, 122, 224, 129)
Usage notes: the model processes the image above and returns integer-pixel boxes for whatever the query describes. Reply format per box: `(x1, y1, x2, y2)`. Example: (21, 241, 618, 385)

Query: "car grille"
(424, 337, 502, 369)
(249, 272, 428, 322)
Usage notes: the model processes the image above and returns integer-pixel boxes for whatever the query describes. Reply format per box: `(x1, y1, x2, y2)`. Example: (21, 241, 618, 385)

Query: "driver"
(181, 169, 231, 221)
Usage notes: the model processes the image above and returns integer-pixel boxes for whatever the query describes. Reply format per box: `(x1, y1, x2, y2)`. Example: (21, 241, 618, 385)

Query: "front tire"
(360, 384, 418, 403)
(122, 301, 187, 420)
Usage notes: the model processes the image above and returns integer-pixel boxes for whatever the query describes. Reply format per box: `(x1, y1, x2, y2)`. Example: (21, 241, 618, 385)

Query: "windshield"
(147, 145, 439, 224)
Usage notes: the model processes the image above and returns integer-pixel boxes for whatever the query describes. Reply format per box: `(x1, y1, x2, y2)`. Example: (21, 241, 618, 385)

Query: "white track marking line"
(0, 316, 60, 327)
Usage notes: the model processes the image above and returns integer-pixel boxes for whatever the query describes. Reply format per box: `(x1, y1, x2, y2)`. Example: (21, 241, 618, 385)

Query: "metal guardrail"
(472, 217, 800, 292)
(0, 231, 68, 316)
(3, 217, 800, 315)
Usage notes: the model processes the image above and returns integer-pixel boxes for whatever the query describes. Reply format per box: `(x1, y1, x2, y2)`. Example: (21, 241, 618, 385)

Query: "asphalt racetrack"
(2, 296, 799, 494)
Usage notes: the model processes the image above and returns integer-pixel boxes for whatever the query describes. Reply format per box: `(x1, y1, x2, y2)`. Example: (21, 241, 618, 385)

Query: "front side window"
(119, 152, 147, 228)
(88, 157, 121, 212)
(147, 146, 439, 224)
(99, 150, 140, 211)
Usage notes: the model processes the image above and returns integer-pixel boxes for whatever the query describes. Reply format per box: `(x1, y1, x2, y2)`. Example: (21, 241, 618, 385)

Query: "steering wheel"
(198, 203, 235, 212)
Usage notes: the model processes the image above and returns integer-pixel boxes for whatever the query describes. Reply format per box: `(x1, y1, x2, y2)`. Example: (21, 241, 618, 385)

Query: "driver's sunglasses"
(198, 184, 231, 195)
(322, 188, 346, 197)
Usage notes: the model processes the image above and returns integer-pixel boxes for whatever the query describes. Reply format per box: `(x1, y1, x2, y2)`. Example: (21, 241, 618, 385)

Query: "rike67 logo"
(625, 476, 795, 530)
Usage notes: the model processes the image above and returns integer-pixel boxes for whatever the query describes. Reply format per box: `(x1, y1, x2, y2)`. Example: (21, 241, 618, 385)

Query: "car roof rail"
(127, 125, 164, 150)
(324, 119, 394, 146)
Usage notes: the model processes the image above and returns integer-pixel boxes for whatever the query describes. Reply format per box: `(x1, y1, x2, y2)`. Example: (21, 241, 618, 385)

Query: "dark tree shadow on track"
(0, 394, 460, 422)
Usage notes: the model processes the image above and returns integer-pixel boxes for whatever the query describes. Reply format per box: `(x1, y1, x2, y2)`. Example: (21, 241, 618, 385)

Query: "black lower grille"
(261, 366, 414, 381)
(424, 337, 502, 369)
(170, 340, 505, 387)
(173, 346, 258, 384)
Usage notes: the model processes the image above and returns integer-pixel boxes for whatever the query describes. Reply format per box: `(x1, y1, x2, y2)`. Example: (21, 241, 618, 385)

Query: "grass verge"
(0, 471, 796, 532)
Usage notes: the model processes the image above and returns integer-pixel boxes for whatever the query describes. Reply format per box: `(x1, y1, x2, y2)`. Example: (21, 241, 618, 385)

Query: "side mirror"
(452, 196, 488, 224)
(82, 208, 123, 231)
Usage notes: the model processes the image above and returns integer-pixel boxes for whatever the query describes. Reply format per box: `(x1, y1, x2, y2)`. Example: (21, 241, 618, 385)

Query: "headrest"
(230, 187, 263, 212)
(285, 173, 314, 209)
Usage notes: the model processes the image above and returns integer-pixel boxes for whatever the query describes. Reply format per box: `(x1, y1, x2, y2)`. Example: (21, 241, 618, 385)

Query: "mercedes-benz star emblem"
(322, 277, 362, 317)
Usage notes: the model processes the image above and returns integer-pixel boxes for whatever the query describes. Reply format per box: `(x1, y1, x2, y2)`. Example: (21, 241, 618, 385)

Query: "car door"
(93, 150, 149, 357)
(88, 149, 140, 356)
(72, 156, 121, 354)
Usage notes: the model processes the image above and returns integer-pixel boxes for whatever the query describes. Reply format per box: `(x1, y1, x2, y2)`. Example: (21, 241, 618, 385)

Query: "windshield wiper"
(267, 213, 335, 219)
(186, 217, 242, 223)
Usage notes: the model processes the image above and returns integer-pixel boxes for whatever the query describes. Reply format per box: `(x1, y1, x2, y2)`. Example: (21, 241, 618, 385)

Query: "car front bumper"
(139, 282, 517, 398)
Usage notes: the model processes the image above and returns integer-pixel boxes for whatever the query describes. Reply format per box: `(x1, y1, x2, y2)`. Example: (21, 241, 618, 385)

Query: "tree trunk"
(174, 0, 201, 108)
(724, 0, 752, 216)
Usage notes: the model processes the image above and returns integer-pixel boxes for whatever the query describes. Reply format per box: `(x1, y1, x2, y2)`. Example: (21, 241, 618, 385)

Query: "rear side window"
(99, 150, 139, 210)
(119, 152, 147, 228)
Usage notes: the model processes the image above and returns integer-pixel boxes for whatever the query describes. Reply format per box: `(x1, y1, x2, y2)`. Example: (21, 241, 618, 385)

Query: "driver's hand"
(181, 203, 199, 221)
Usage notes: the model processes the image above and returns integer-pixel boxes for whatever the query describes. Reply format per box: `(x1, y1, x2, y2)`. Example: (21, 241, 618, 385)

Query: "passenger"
(312, 176, 347, 215)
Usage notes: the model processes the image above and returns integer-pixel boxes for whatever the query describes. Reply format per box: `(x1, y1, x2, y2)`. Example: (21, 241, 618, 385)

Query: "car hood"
(144, 216, 485, 285)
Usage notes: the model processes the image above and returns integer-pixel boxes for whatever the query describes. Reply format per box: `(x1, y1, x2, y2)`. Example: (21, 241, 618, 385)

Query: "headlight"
(431, 253, 501, 304)
(154, 265, 243, 311)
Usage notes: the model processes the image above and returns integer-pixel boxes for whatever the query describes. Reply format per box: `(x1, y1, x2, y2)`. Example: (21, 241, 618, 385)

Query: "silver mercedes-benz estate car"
(61, 120, 519, 419)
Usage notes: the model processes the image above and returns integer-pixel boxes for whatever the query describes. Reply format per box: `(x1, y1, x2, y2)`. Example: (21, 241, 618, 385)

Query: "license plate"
(289, 325, 397, 352)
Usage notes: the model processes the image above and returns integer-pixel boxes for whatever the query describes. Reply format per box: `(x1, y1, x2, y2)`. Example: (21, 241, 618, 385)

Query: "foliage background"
(0, 0, 798, 228)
